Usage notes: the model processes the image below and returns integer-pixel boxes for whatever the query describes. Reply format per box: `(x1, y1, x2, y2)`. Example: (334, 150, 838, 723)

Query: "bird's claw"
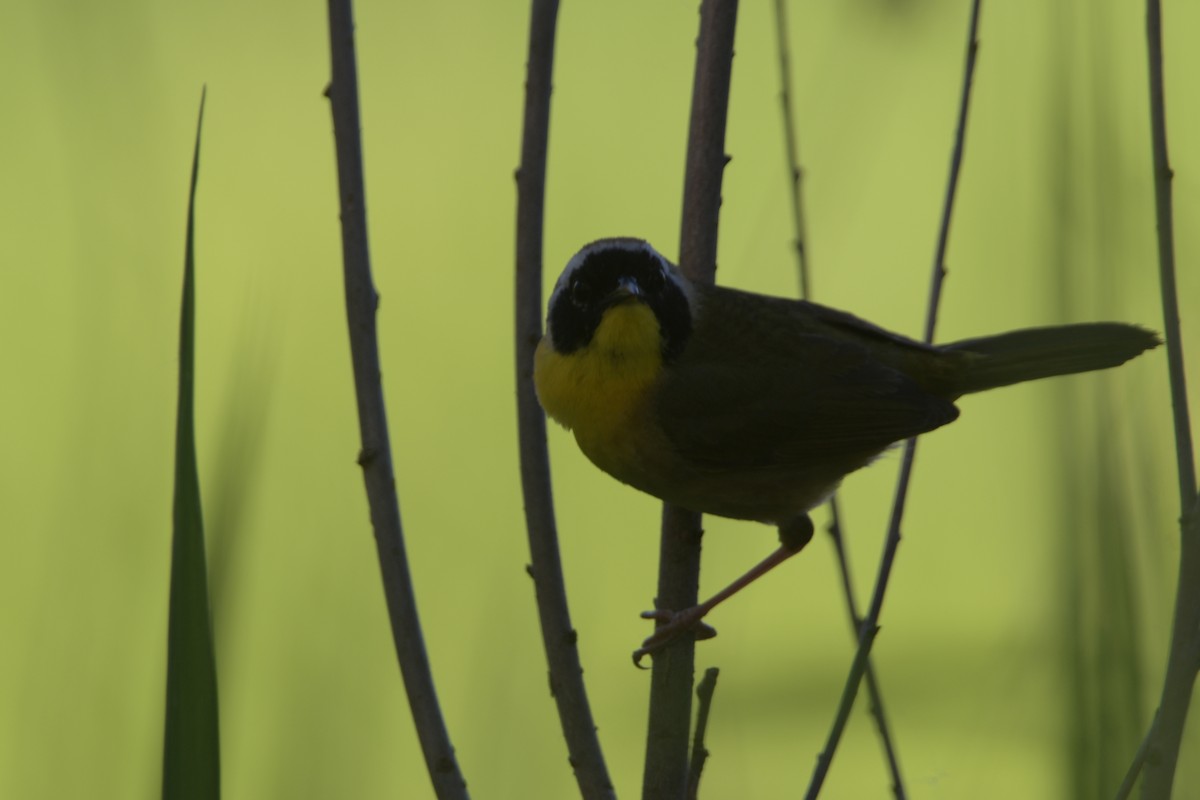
(632, 607, 717, 668)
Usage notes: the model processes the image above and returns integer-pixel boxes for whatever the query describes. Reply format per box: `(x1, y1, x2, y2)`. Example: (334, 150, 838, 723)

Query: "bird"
(533, 237, 1159, 662)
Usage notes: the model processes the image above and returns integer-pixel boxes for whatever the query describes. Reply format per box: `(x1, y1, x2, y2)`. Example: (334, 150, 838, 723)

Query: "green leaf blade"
(162, 88, 220, 800)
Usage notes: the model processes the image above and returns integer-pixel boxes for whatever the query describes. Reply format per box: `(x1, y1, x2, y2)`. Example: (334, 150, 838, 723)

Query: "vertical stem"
(514, 1, 616, 797)
(643, 504, 706, 800)
(1138, 0, 1199, 796)
(642, 2, 739, 798)
(1143, 3, 1197, 510)
(325, 3, 468, 797)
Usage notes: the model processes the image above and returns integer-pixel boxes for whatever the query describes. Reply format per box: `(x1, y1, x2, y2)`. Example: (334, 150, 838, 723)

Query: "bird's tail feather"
(944, 322, 1160, 395)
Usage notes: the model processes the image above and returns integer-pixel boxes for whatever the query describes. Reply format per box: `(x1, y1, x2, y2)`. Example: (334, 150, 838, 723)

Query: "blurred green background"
(3, 0, 1197, 797)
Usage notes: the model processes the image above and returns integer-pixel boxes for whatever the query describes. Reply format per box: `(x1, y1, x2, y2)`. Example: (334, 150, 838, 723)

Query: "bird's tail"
(943, 322, 1160, 396)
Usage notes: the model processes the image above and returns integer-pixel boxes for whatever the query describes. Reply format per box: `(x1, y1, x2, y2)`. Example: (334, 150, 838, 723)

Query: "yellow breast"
(533, 303, 664, 471)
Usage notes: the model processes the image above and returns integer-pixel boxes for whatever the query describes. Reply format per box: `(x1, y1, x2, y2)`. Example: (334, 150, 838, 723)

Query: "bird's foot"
(632, 607, 717, 668)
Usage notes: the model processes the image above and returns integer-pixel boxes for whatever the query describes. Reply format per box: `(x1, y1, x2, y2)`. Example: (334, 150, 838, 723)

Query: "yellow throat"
(534, 302, 663, 448)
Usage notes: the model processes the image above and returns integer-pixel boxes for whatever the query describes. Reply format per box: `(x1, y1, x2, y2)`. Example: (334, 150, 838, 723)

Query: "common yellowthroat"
(534, 237, 1158, 657)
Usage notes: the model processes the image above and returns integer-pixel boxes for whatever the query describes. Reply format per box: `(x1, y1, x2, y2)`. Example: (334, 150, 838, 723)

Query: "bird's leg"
(633, 514, 815, 666)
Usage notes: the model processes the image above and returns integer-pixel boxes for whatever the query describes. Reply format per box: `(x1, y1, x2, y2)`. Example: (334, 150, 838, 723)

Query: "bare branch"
(772, 3, 906, 794)
(772, 0, 811, 301)
(805, 1, 983, 795)
(824, 503, 906, 799)
(1137, 0, 1199, 794)
(325, 2, 468, 797)
(513, 1, 616, 797)
(643, 2, 739, 798)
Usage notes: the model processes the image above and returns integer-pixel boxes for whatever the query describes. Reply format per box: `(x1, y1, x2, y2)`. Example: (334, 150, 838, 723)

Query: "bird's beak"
(603, 276, 644, 307)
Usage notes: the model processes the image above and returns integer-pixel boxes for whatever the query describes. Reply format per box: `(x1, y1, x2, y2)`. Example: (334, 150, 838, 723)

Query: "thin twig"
(1115, 709, 1160, 800)
(325, 3, 468, 797)
(771, 4, 906, 795)
(643, 2, 739, 798)
(772, 0, 810, 302)
(1138, 0, 1199, 796)
(805, 2, 983, 795)
(805, 461, 910, 800)
(825, 503, 906, 799)
(513, 1, 616, 798)
(686, 668, 720, 800)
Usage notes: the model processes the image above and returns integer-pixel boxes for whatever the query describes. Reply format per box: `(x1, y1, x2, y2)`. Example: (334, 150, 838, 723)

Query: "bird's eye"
(570, 280, 593, 307)
(643, 268, 665, 293)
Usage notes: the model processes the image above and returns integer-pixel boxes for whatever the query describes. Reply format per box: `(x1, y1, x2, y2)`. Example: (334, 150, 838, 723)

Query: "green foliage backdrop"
(2, 1, 1196, 797)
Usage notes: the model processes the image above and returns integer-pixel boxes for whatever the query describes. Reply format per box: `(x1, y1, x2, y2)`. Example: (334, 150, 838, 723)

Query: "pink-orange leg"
(633, 536, 809, 667)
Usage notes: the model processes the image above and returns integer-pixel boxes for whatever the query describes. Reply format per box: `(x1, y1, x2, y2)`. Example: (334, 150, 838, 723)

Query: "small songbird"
(533, 237, 1159, 660)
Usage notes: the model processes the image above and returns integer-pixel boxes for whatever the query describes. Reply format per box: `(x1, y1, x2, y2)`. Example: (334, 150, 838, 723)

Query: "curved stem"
(514, 1, 616, 798)
(326, 2, 468, 796)
(1137, 0, 1199, 796)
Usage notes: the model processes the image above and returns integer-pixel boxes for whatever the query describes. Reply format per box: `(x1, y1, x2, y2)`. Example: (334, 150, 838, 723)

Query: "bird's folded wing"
(656, 317, 957, 471)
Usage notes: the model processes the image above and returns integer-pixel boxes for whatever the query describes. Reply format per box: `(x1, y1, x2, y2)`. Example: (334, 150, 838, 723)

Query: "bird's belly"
(576, 417, 849, 526)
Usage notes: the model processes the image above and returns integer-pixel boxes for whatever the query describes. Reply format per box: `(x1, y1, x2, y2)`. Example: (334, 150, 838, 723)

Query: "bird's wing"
(655, 285, 958, 471)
